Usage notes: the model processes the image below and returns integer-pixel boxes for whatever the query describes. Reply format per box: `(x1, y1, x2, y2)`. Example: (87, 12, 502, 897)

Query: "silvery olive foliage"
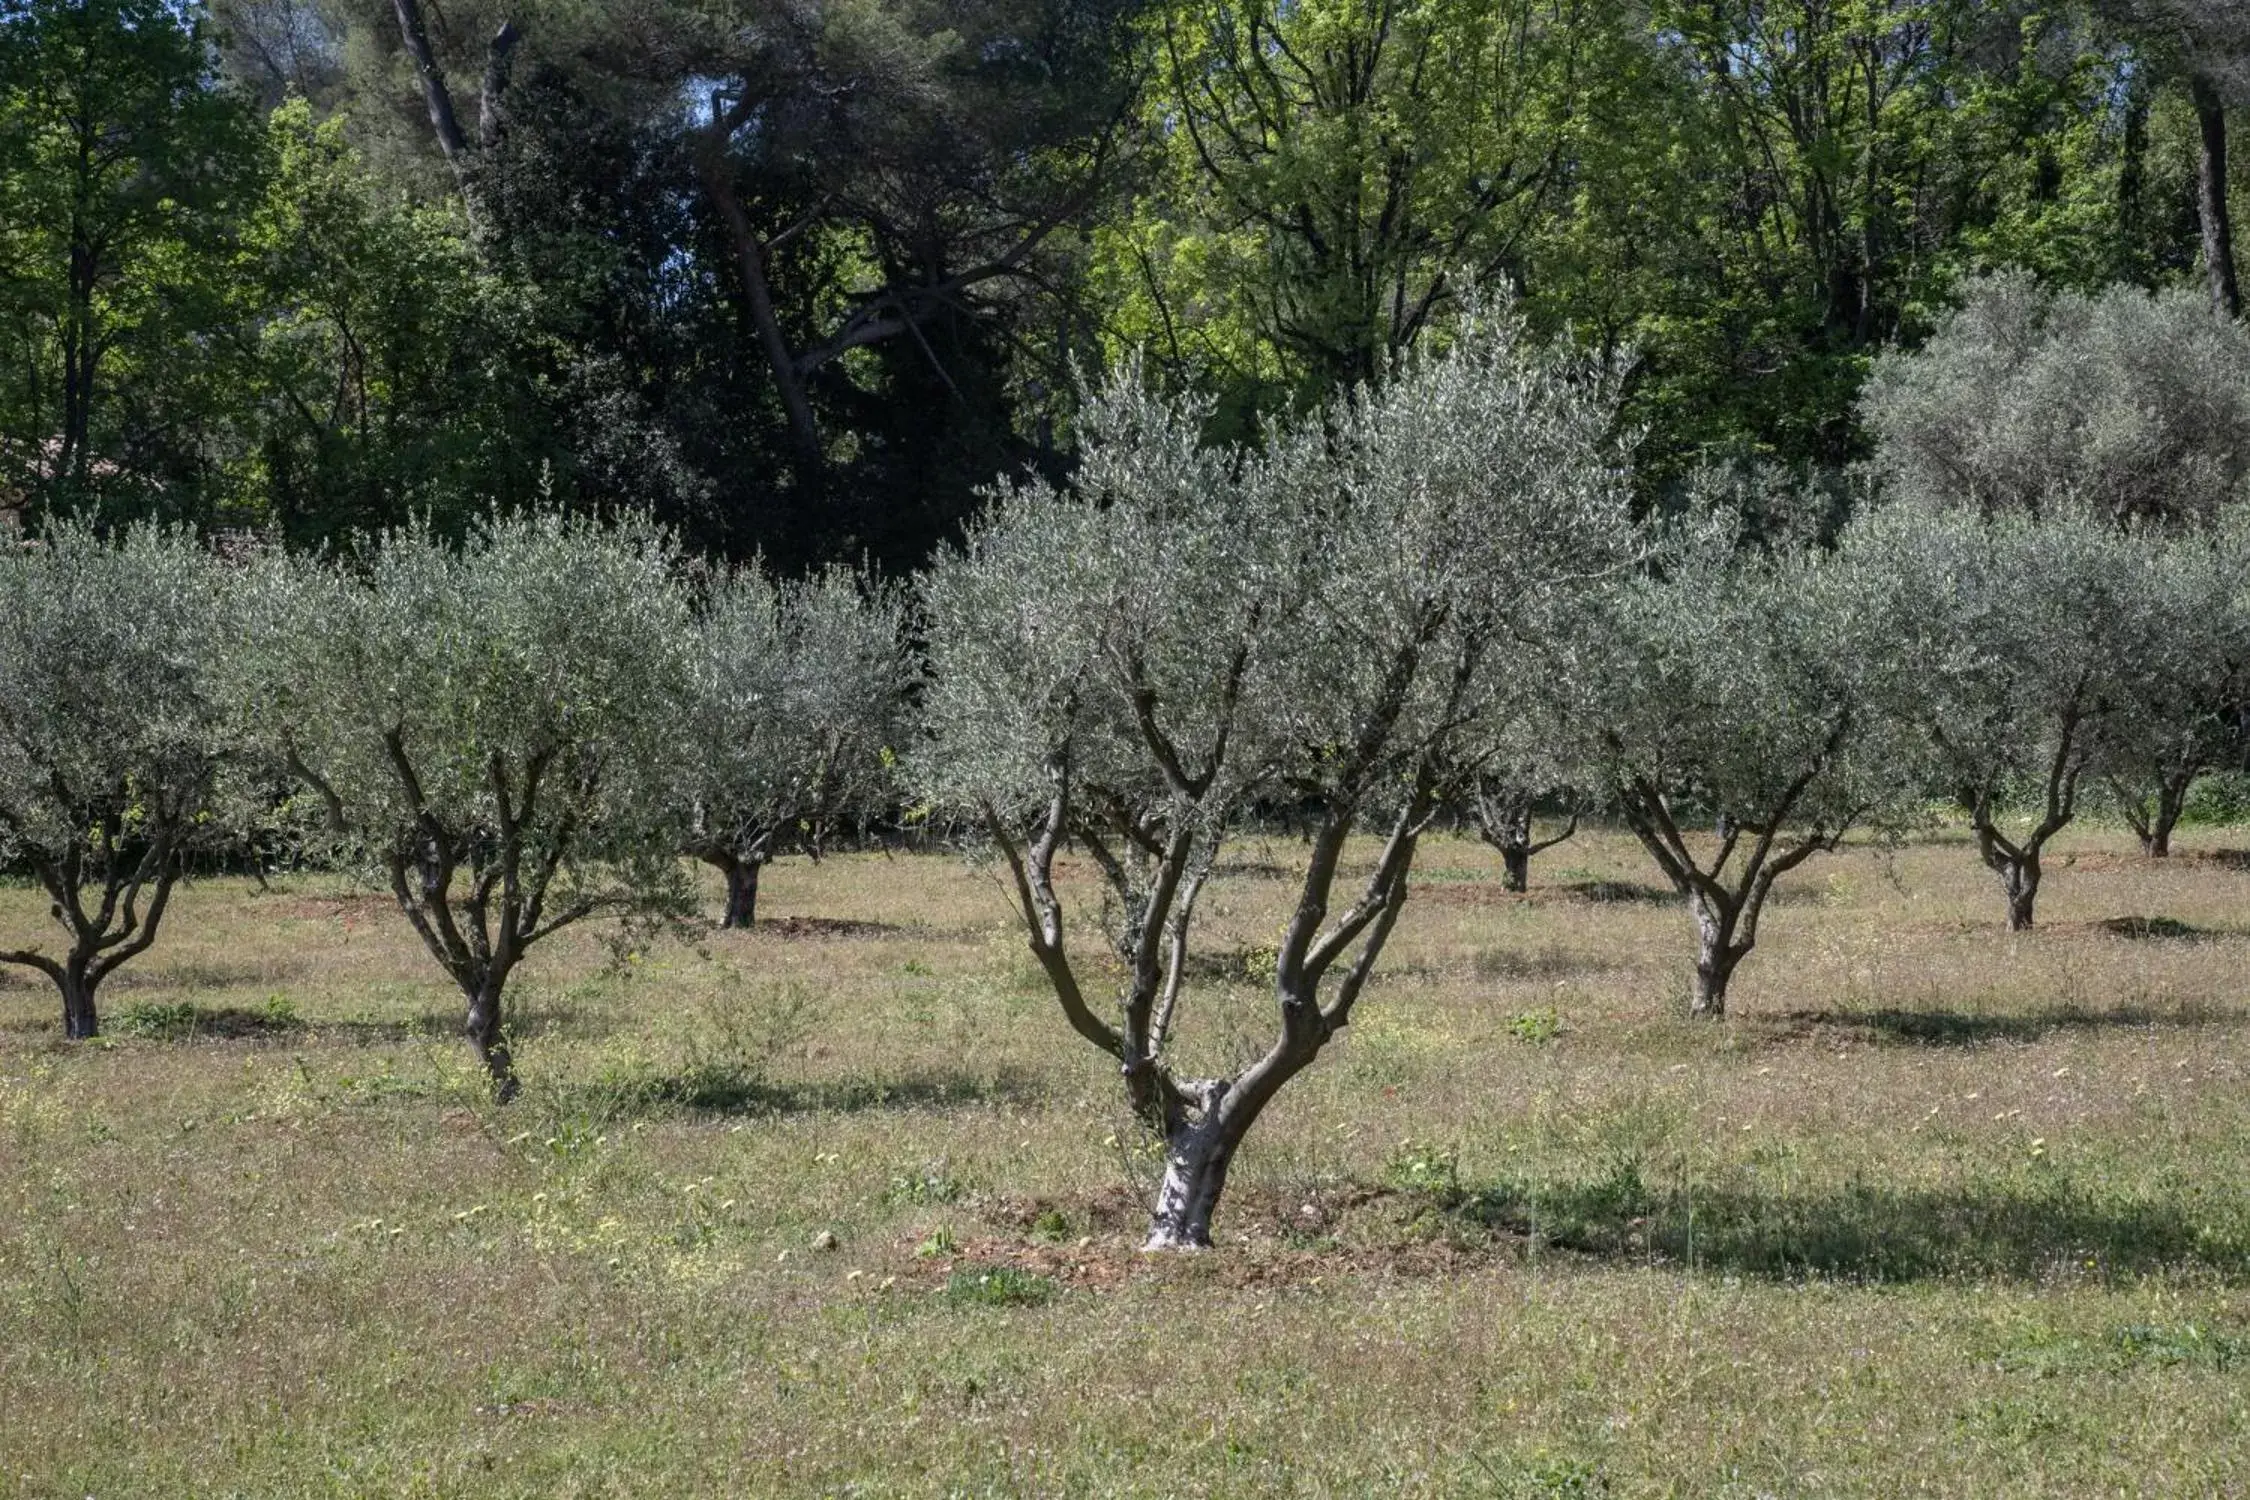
(1863, 273, 2250, 526)
(2092, 513, 2250, 857)
(920, 311, 1635, 1248)
(0, 521, 238, 1038)
(1574, 510, 1934, 1017)
(1851, 504, 2144, 931)
(234, 513, 698, 1096)
(680, 563, 916, 928)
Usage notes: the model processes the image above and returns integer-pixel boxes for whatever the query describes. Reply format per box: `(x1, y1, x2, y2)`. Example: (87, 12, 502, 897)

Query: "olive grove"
(919, 318, 1635, 1247)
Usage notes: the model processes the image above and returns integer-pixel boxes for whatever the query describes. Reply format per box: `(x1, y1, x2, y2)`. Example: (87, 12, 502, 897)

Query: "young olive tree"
(0, 523, 236, 1037)
(237, 515, 696, 1097)
(1863, 273, 2250, 527)
(921, 320, 1633, 1249)
(680, 565, 916, 927)
(1446, 673, 1587, 892)
(1860, 507, 2141, 930)
(1575, 517, 1928, 1018)
(1457, 775, 1578, 893)
(2093, 516, 2250, 856)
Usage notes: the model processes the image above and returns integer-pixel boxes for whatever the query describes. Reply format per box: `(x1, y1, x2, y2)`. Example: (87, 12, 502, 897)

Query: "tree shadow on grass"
(1764, 1000, 2229, 1048)
(1455, 1170, 2250, 1283)
(2095, 915, 2239, 941)
(1551, 879, 1677, 905)
(554, 1063, 1050, 1121)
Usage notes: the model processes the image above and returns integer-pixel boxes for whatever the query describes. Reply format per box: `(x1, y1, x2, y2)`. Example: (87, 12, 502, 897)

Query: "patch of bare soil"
(892, 1182, 1504, 1292)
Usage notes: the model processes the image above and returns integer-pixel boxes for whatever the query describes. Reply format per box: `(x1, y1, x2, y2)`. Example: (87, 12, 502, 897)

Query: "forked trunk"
(1688, 894, 1744, 1019)
(1999, 857, 2039, 933)
(462, 965, 519, 1102)
(1499, 845, 1530, 893)
(2142, 771, 2193, 859)
(721, 858, 761, 929)
(1144, 1125, 1238, 1251)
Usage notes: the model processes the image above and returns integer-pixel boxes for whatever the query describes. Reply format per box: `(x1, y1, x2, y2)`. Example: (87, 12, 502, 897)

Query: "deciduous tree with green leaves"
(0, 0, 263, 518)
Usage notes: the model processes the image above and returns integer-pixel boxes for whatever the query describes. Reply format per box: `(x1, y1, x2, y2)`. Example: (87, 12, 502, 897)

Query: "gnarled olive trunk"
(721, 858, 761, 929)
(2119, 768, 2195, 860)
(1464, 786, 1575, 895)
(689, 837, 770, 930)
(2, 841, 182, 1043)
(1995, 854, 2040, 933)
(60, 963, 100, 1041)
(1145, 1121, 1241, 1251)
(1141, 1037, 1318, 1251)
(1688, 892, 1747, 1019)
(459, 960, 519, 1102)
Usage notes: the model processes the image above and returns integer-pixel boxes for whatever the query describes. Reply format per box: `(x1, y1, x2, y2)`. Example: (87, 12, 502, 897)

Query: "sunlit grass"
(4, 823, 2248, 1496)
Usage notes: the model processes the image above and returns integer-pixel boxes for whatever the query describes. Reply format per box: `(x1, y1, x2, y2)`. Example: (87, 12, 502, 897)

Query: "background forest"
(8, 0, 2250, 570)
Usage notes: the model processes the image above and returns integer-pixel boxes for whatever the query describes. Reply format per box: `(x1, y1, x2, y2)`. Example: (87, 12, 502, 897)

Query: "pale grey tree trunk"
(1688, 892, 1744, 1018)
(1144, 1124, 1239, 1250)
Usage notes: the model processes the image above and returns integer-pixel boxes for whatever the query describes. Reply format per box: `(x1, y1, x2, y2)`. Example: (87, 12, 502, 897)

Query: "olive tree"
(2094, 515, 2250, 856)
(1862, 507, 2142, 930)
(0, 522, 236, 1037)
(920, 320, 1633, 1249)
(236, 514, 696, 1097)
(1447, 671, 1587, 893)
(1575, 515, 1929, 1018)
(680, 565, 915, 928)
(1863, 273, 2250, 527)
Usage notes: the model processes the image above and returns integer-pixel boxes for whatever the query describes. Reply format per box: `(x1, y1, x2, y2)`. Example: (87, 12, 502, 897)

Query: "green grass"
(4, 825, 2250, 1496)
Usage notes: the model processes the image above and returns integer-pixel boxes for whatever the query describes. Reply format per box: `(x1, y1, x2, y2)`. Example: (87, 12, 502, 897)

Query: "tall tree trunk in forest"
(387, 0, 516, 217)
(2193, 73, 2242, 319)
(695, 115, 824, 475)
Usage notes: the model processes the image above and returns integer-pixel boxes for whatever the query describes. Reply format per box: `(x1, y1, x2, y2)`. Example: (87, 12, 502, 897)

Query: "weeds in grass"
(941, 1265, 1056, 1308)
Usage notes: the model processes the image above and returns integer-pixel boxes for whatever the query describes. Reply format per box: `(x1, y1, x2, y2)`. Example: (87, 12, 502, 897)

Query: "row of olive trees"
(6, 291, 2248, 1246)
(914, 306, 2250, 1244)
(0, 519, 914, 1093)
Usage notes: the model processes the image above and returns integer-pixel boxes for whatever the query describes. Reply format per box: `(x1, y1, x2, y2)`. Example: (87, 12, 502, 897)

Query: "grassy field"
(3, 824, 2249, 1498)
